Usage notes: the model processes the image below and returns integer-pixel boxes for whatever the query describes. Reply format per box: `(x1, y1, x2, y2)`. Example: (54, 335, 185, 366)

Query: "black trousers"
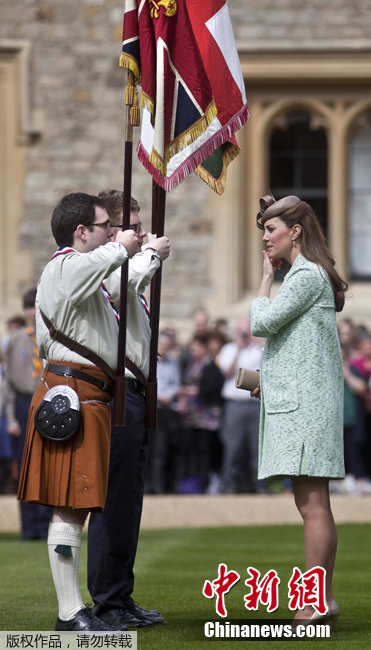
(88, 389, 148, 615)
(14, 393, 52, 539)
(146, 406, 180, 493)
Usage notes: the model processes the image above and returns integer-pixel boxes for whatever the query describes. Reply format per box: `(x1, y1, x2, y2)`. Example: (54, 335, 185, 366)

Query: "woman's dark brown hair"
(257, 192, 348, 312)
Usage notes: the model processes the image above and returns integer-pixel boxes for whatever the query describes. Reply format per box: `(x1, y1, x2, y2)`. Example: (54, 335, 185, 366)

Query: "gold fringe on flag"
(194, 141, 240, 195)
(194, 162, 225, 195)
(119, 53, 141, 83)
(149, 148, 167, 175)
(148, 99, 219, 178)
(140, 91, 155, 124)
(164, 100, 217, 164)
(204, 101, 218, 126)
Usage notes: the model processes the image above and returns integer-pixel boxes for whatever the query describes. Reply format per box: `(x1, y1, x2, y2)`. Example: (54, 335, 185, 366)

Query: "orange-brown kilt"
(18, 360, 114, 512)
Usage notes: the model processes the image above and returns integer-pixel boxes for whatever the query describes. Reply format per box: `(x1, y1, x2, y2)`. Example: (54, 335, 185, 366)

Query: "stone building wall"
(232, 0, 371, 46)
(1, 0, 371, 331)
(0, 0, 211, 324)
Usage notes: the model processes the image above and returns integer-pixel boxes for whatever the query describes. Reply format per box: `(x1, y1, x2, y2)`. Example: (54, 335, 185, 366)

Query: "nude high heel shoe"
(290, 608, 326, 631)
(291, 600, 340, 631)
(326, 599, 340, 631)
(306, 600, 340, 631)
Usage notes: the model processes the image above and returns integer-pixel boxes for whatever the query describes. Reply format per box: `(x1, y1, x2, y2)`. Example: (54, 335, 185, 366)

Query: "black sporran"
(35, 385, 81, 442)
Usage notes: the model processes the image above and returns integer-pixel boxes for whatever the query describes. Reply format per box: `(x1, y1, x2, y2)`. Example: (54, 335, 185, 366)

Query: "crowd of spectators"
(145, 310, 371, 495)
(0, 315, 26, 495)
(336, 320, 371, 495)
(0, 291, 52, 538)
(1, 306, 371, 498)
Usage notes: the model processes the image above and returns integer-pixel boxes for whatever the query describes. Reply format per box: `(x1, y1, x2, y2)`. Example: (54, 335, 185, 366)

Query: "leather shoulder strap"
(39, 309, 117, 384)
(125, 356, 146, 386)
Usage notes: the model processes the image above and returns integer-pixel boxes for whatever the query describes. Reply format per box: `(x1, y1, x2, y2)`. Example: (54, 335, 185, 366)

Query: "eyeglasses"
(87, 220, 112, 229)
(111, 222, 143, 234)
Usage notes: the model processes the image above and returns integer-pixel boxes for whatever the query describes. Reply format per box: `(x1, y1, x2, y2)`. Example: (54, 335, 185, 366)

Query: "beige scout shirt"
(36, 242, 128, 370)
(4, 326, 40, 421)
(104, 247, 160, 380)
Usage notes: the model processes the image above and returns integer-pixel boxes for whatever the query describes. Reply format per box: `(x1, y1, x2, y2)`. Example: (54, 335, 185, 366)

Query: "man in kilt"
(18, 192, 138, 631)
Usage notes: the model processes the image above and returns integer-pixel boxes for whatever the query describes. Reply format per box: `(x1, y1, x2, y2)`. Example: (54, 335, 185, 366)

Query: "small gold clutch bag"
(235, 368, 260, 392)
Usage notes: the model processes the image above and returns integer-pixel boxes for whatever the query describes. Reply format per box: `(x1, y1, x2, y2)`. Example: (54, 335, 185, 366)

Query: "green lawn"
(1, 524, 371, 649)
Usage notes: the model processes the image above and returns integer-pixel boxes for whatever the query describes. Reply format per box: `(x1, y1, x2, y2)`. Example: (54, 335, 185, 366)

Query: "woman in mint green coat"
(250, 192, 347, 629)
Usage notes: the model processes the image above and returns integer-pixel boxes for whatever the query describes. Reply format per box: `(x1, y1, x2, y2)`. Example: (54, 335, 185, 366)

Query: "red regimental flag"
(120, 0, 249, 194)
(186, 0, 247, 126)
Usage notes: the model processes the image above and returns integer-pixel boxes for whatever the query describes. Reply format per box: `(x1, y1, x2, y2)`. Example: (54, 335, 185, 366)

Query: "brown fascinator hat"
(256, 191, 301, 230)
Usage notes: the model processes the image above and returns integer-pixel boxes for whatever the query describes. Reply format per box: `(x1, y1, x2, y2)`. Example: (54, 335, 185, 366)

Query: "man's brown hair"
(98, 189, 140, 225)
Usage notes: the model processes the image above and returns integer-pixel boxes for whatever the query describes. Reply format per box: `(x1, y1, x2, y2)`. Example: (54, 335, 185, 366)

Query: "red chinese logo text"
(203, 563, 240, 618)
(288, 566, 327, 615)
(244, 567, 280, 612)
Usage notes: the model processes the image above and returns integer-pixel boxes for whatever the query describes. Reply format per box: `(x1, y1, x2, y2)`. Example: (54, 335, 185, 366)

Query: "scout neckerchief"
(100, 283, 120, 323)
(139, 294, 150, 322)
(25, 322, 43, 379)
(101, 284, 150, 324)
(50, 247, 76, 259)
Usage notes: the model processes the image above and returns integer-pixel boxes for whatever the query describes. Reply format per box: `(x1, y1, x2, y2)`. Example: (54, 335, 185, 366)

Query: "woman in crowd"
(176, 333, 224, 493)
(249, 192, 347, 628)
(349, 333, 371, 487)
(340, 340, 369, 494)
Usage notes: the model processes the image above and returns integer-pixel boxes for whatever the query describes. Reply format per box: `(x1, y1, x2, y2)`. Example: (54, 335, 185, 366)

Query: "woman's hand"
(258, 251, 282, 298)
(262, 250, 274, 279)
(263, 251, 283, 277)
(250, 387, 261, 400)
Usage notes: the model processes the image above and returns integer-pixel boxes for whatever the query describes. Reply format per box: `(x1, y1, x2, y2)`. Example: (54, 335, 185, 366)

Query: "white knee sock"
(47, 522, 85, 621)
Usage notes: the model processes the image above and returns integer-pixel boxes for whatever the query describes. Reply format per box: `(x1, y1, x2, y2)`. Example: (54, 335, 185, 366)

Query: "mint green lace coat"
(250, 254, 345, 480)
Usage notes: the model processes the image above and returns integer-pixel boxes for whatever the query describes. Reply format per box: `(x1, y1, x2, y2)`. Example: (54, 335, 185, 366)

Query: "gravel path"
(1, 494, 371, 532)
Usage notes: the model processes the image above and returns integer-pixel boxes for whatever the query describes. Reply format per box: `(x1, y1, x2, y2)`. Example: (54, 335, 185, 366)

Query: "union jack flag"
(120, 0, 249, 194)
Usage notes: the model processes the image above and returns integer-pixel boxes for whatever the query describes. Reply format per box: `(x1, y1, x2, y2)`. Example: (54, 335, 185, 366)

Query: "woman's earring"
(292, 239, 296, 245)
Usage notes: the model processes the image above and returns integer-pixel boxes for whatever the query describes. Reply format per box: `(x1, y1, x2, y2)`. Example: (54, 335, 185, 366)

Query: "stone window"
(270, 109, 328, 235)
(348, 115, 371, 280)
(207, 50, 371, 322)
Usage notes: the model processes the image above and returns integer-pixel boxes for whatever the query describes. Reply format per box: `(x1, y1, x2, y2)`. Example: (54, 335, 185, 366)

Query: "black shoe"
(123, 596, 160, 616)
(100, 608, 152, 629)
(55, 606, 119, 631)
(123, 597, 166, 625)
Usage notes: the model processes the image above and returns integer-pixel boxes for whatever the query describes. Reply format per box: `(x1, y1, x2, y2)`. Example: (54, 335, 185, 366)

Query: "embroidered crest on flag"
(149, 0, 177, 19)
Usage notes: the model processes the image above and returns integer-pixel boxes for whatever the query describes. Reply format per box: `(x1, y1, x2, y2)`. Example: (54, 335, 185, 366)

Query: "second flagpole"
(112, 71, 136, 426)
(145, 180, 166, 430)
